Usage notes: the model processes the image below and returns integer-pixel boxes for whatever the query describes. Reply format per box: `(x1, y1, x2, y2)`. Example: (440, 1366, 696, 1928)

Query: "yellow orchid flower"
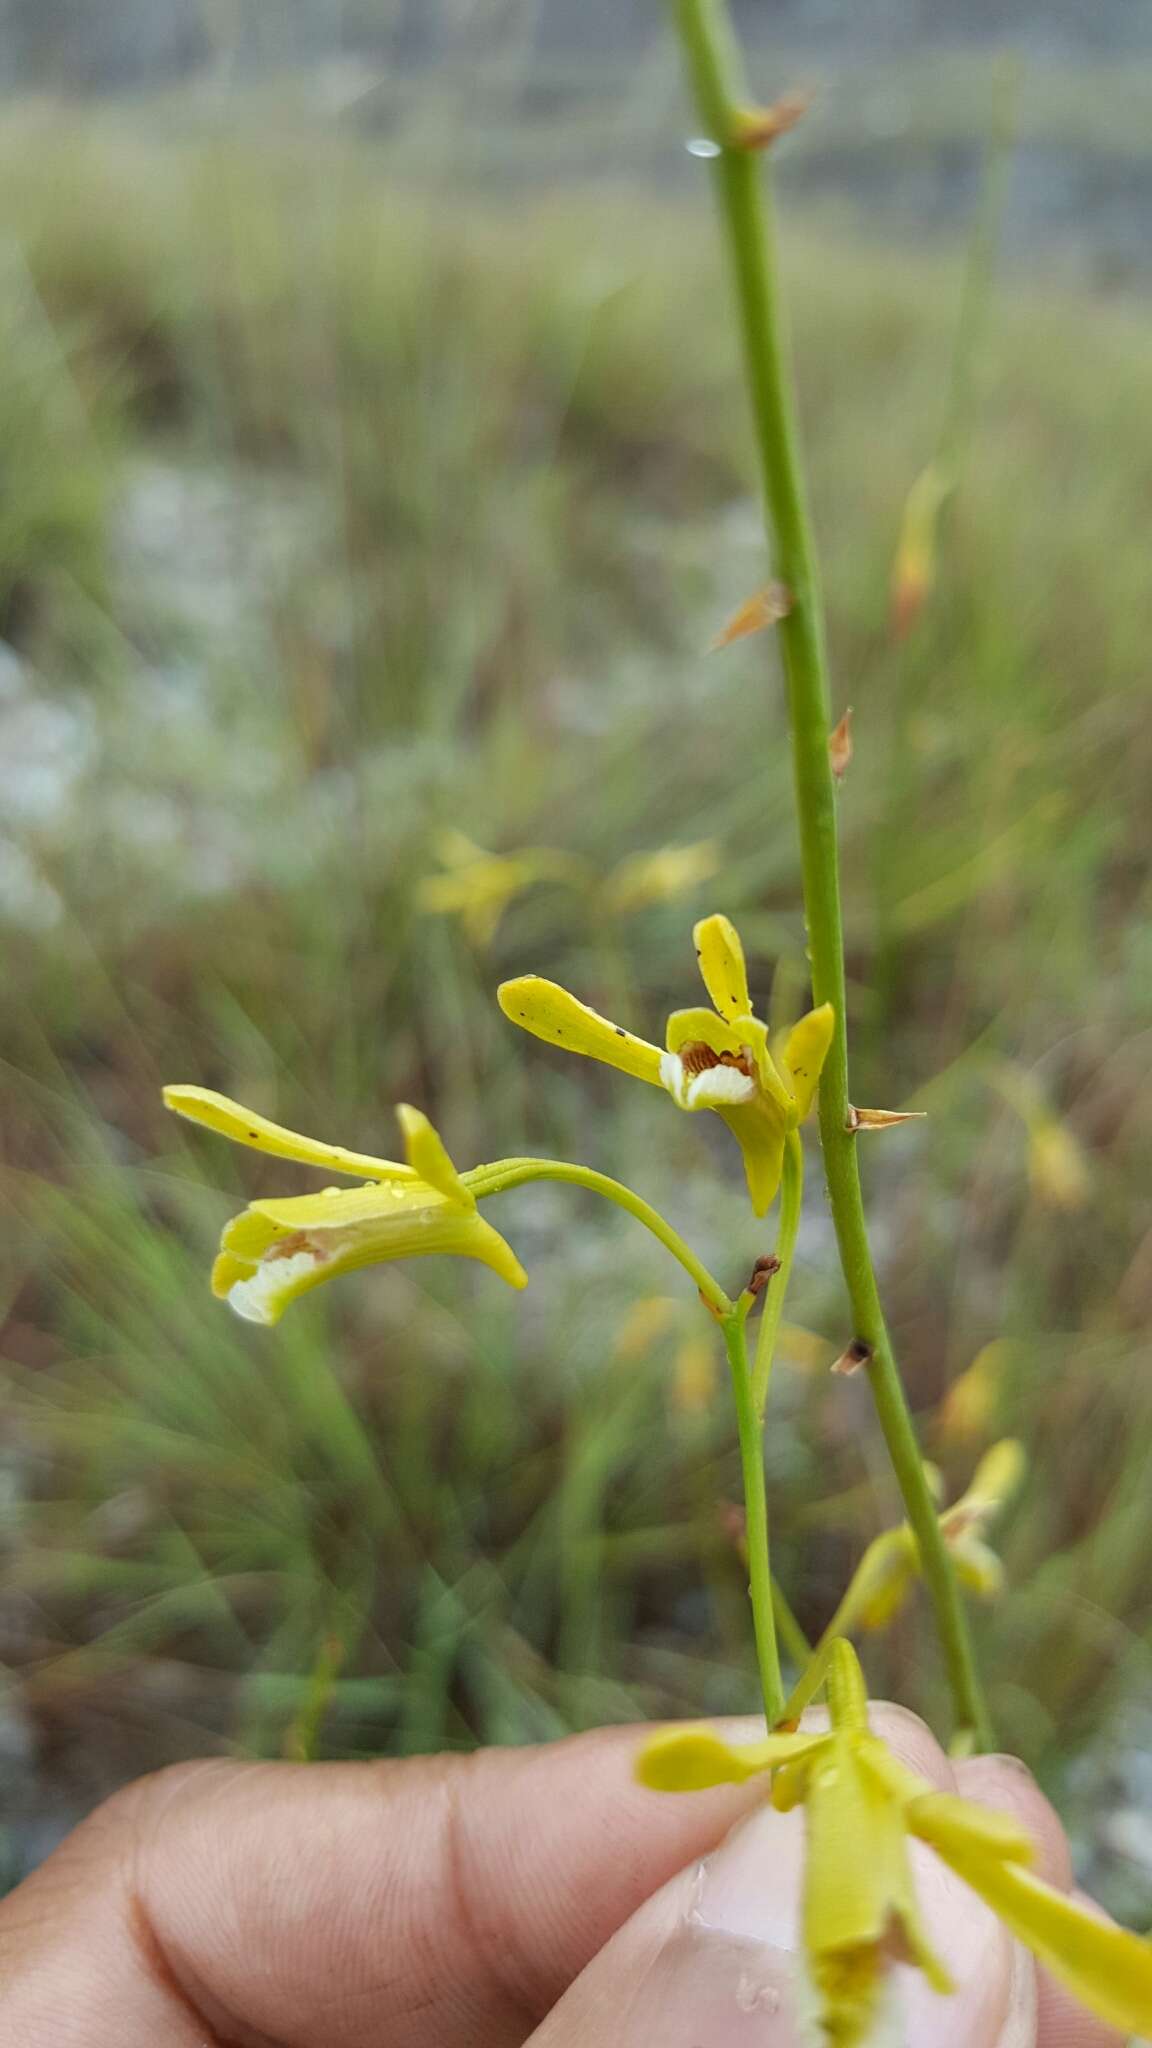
(852, 1439, 1025, 1631)
(600, 839, 721, 916)
(636, 1639, 1152, 2045)
(163, 1085, 526, 1323)
(499, 914, 833, 1216)
(418, 830, 580, 949)
(936, 1338, 1011, 1445)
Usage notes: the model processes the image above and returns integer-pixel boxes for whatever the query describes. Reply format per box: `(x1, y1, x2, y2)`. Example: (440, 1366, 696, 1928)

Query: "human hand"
(0, 1708, 1123, 2046)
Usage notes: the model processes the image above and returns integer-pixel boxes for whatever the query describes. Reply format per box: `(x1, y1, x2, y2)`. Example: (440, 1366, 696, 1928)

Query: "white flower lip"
(660, 1050, 756, 1111)
(228, 1248, 324, 1324)
(686, 1064, 757, 1109)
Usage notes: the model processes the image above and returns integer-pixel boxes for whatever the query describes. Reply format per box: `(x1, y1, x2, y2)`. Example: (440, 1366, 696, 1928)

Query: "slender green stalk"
(673, 0, 992, 1747)
(782, 1529, 912, 1724)
(475, 1152, 785, 1720)
(752, 1127, 802, 1416)
(722, 1306, 784, 1723)
(771, 1570, 813, 1673)
(468, 1156, 731, 1315)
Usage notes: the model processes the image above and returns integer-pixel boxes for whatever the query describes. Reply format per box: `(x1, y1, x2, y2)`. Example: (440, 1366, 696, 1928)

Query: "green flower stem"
(467, 1157, 732, 1316)
(672, 0, 992, 1749)
(472, 1153, 785, 1717)
(752, 1127, 802, 1417)
(722, 1305, 785, 1723)
(781, 1533, 908, 1725)
(771, 1570, 813, 1673)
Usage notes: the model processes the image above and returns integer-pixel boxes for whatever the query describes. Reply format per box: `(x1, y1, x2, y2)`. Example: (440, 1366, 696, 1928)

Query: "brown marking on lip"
(679, 1039, 756, 1080)
(266, 1230, 330, 1264)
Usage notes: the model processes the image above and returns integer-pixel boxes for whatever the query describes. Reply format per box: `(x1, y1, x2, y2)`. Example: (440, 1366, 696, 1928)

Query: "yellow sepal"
(693, 913, 752, 1021)
(716, 1103, 787, 1217)
(911, 1804, 1152, 2040)
(163, 1084, 408, 1181)
(497, 977, 663, 1086)
(396, 1103, 470, 1204)
(634, 1722, 825, 1792)
(782, 1003, 835, 1119)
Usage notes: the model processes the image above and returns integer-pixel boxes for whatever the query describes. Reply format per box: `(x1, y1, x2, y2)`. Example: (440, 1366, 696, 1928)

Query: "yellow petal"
(602, 840, 721, 916)
(214, 1183, 526, 1324)
(635, 1722, 826, 1793)
(716, 1102, 787, 1217)
(805, 1735, 953, 2009)
(782, 1003, 835, 1120)
(435, 827, 488, 867)
(851, 1530, 919, 1632)
(497, 977, 663, 1086)
(693, 913, 753, 1021)
(957, 1438, 1026, 1520)
(163, 1085, 408, 1181)
(664, 1006, 750, 1059)
(396, 1104, 470, 1206)
(937, 1341, 1009, 1444)
(913, 1809, 1152, 2039)
(803, 1739, 900, 1955)
(210, 1250, 255, 1299)
(905, 1789, 1034, 1865)
(951, 1535, 1004, 1600)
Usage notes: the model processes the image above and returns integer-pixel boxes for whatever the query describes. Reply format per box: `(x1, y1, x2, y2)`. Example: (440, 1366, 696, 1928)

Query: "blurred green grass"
(2, 108, 1152, 1912)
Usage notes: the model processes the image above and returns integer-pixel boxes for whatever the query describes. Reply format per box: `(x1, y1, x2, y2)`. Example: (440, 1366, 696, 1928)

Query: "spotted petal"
(693, 913, 752, 1021)
(163, 1085, 409, 1181)
(498, 977, 663, 1085)
(782, 1003, 835, 1119)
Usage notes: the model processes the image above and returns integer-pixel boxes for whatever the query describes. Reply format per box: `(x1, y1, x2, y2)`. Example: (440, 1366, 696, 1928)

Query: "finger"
(0, 1726, 764, 2048)
(529, 1704, 1025, 2047)
(954, 1755, 1074, 1891)
(954, 1757, 1126, 2048)
(1034, 1893, 1129, 2048)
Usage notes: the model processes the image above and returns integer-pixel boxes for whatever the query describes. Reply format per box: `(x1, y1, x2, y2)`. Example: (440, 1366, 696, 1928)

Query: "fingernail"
(692, 1799, 805, 1953)
(609, 1802, 808, 2042)
(981, 1753, 1038, 1782)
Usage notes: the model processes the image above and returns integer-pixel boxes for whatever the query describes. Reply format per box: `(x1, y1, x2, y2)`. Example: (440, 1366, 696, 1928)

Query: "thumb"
(528, 1709, 1033, 2048)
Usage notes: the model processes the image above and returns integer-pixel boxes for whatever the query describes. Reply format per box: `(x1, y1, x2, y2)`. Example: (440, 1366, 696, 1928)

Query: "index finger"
(0, 1725, 764, 2048)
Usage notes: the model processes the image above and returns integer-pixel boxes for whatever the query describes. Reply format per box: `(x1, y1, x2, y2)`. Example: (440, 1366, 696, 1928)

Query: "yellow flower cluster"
(637, 1640, 1152, 2045)
(164, 913, 827, 1319)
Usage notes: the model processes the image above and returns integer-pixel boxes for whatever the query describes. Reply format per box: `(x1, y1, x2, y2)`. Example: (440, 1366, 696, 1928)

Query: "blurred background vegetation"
(3, 0, 1152, 1931)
